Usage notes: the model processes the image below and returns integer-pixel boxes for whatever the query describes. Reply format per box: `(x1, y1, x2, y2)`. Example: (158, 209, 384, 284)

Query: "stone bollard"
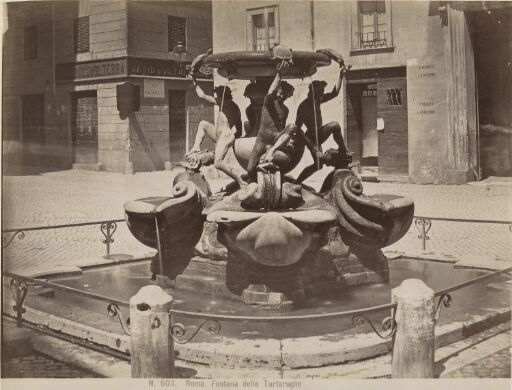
(391, 279, 435, 378)
(130, 285, 175, 378)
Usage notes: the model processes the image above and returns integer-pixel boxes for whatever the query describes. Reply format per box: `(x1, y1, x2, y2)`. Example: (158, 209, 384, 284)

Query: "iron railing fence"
(4, 270, 130, 334)
(3, 215, 511, 258)
(432, 265, 512, 324)
(4, 265, 511, 349)
(413, 216, 512, 251)
(3, 270, 398, 342)
(2, 219, 125, 255)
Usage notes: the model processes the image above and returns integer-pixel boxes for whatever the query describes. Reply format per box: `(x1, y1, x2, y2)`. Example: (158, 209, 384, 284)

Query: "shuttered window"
(359, 1, 387, 48)
(168, 16, 186, 52)
(24, 26, 38, 60)
(351, 1, 392, 50)
(74, 16, 90, 54)
(247, 6, 279, 51)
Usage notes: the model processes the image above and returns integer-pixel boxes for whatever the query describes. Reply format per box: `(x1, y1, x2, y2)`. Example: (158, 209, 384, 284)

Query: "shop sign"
(129, 57, 188, 78)
(56, 57, 202, 83)
(144, 79, 165, 99)
(56, 59, 128, 82)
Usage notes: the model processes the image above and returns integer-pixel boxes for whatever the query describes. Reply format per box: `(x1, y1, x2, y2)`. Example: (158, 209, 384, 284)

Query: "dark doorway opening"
(21, 94, 45, 167)
(360, 84, 379, 167)
(71, 91, 98, 165)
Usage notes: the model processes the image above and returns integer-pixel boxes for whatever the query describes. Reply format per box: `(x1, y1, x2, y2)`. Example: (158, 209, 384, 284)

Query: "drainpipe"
(475, 71, 481, 181)
(52, 1, 56, 95)
(310, 1, 315, 50)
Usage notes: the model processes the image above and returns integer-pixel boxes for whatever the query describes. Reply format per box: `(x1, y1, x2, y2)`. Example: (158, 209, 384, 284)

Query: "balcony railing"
(360, 30, 387, 48)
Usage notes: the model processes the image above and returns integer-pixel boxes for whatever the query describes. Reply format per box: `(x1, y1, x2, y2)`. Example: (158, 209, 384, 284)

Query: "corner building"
(3, 0, 213, 173)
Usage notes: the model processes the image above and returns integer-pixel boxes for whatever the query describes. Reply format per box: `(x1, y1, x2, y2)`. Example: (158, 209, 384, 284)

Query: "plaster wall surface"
(405, 5, 450, 184)
(54, 1, 128, 63)
(128, 79, 213, 172)
(127, 1, 212, 60)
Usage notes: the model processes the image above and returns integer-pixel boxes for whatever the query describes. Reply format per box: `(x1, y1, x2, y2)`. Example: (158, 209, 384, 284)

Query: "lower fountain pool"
(22, 257, 510, 342)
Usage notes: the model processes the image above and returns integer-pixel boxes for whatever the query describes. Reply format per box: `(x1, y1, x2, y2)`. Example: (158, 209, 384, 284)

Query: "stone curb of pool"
(3, 286, 510, 370)
(384, 250, 512, 271)
(4, 316, 510, 379)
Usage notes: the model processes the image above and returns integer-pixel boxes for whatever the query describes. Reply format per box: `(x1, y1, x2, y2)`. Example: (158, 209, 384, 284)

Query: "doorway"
(21, 94, 45, 167)
(169, 89, 186, 162)
(71, 91, 98, 164)
(361, 84, 378, 166)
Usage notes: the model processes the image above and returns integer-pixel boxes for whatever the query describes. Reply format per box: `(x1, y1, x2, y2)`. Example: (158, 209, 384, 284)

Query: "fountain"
(4, 49, 510, 378)
(124, 49, 415, 310)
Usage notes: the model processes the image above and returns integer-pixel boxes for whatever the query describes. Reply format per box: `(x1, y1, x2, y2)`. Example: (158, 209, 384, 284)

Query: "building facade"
(212, 0, 511, 184)
(3, 0, 213, 173)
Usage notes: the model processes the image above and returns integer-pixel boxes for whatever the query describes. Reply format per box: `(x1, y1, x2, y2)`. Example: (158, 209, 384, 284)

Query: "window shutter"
(273, 7, 279, 45)
(168, 16, 186, 51)
(246, 13, 253, 50)
(74, 16, 89, 54)
(384, 0, 392, 46)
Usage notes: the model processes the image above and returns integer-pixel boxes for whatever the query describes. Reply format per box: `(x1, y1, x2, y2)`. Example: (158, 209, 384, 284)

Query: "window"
(351, 1, 392, 51)
(24, 26, 37, 60)
(74, 16, 90, 53)
(359, 1, 387, 48)
(247, 6, 279, 51)
(168, 16, 186, 52)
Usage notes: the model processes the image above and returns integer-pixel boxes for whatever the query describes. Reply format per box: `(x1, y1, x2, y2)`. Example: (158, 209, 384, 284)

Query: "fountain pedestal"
(126, 169, 414, 310)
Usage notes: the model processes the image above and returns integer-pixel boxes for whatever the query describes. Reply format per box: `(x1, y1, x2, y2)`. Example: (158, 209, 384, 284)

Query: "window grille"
(386, 88, 402, 105)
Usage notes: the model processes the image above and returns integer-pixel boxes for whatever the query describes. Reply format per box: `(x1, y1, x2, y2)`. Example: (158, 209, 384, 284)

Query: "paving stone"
(444, 347, 511, 378)
(1, 353, 98, 378)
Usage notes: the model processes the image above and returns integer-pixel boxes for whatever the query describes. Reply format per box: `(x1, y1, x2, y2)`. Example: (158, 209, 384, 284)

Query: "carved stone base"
(174, 236, 386, 310)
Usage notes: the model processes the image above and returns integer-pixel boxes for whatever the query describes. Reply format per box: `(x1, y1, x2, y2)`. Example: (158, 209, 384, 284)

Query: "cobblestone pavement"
(2, 169, 511, 273)
(2, 353, 98, 378)
(444, 347, 511, 378)
(2, 170, 173, 273)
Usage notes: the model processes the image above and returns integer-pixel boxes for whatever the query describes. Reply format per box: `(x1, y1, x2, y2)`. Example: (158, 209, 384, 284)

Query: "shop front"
(55, 57, 213, 172)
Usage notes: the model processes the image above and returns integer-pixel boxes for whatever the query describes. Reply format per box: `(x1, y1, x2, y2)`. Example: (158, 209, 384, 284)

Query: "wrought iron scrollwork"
(434, 293, 452, 325)
(352, 310, 397, 339)
(170, 319, 221, 344)
(415, 218, 432, 251)
(10, 279, 28, 327)
(100, 222, 118, 256)
(107, 303, 131, 335)
(3, 230, 26, 249)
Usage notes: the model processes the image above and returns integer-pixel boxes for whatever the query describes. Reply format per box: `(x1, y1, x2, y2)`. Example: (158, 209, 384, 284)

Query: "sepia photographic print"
(1, 1, 511, 389)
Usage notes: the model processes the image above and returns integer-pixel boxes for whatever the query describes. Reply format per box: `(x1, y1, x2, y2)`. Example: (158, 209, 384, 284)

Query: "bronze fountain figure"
(124, 46, 414, 309)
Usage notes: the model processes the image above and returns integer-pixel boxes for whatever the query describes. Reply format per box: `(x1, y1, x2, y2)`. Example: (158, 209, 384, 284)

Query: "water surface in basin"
(39, 258, 510, 340)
